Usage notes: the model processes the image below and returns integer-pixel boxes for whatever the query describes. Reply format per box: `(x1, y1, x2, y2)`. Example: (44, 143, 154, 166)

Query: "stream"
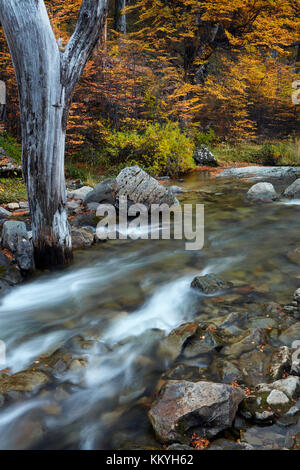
(0, 171, 300, 449)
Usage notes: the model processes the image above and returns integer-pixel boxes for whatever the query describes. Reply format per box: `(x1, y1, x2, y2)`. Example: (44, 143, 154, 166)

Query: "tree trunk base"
(34, 243, 73, 270)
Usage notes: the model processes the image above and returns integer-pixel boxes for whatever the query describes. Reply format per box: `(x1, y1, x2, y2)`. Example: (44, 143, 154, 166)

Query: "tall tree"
(114, 0, 126, 34)
(0, 0, 108, 269)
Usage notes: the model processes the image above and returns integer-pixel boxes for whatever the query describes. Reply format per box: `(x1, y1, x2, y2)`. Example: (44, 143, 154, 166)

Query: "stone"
(115, 166, 178, 209)
(246, 182, 279, 203)
(157, 322, 198, 362)
(0, 148, 22, 177)
(294, 288, 300, 303)
(0, 370, 50, 394)
(222, 328, 266, 358)
(0, 206, 12, 218)
(19, 201, 29, 210)
(269, 347, 292, 380)
(284, 178, 300, 198)
(7, 202, 19, 210)
(1, 221, 34, 272)
(66, 200, 81, 211)
(167, 185, 184, 194)
(69, 186, 93, 201)
(193, 146, 218, 167)
(266, 390, 289, 405)
(71, 227, 94, 248)
(216, 166, 300, 179)
(279, 322, 300, 346)
(182, 327, 224, 358)
(148, 380, 245, 443)
(206, 439, 254, 450)
(191, 273, 233, 295)
(83, 178, 116, 205)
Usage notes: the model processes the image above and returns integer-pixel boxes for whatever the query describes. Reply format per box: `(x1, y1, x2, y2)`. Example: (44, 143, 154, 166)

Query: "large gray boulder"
(193, 145, 218, 167)
(68, 186, 93, 201)
(83, 178, 115, 205)
(115, 166, 178, 208)
(216, 166, 300, 179)
(148, 380, 245, 443)
(284, 178, 300, 198)
(246, 182, 279, 202)
(1, 221, 34, 272)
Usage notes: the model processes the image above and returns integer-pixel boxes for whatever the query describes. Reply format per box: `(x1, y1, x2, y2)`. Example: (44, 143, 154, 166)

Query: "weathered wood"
(0, 0, 108, 269)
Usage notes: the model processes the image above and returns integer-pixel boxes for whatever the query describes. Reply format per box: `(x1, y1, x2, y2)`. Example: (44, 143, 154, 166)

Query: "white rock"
(272, 377, 300, 398)
(284, 178, 300, 198)
(7, 202, 19, 210)
(246, 182, 279, 202)
(266, 389, 290, 405)
(69, 186, 93, 200)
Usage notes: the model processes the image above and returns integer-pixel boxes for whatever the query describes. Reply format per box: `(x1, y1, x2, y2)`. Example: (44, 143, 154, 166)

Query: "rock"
(256, 376, 300, 398)
(191, 273, 233, 295)
(167, 185, 184, 194)
(206, 438, 254, 450)
(294, 288, 300, 303)
(83, 178, 116, 205)
(71, 227, 94, 248)
(182, 327, 224, 358)
(216, 166, 300, 179)
(0, 206, 12, 218)
(148, 380, 245, 443)
(211, 359, 243, 384)
(279, 322, 300, 346)
(157, 322, 198, 362)
(1, 221, 34, 272)
(7, 202, 19, 210)
(69, 186, 93, 201)
(66, 200, 81, 212)
(286, 248, 300, 265)
(284, 178, 300, 198)
(19, 201, 29, 210)
(86, 202, 100, 212)
(167, 444, 194, 450)
(246, 182, 279, 203)
(266, 390, 289, 405)
(0, 370, 50, 394)
(0, 148, 22, 177)
(66, 179, 84, 190)
(115, 166, 178, 209)
(193, 146, 218, 167)
(222, 328, 266, 358)
(269, 346, 292, 380)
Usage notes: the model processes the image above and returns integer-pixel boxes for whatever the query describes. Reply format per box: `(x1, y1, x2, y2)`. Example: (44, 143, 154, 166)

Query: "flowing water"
(0, 171, 300, 449)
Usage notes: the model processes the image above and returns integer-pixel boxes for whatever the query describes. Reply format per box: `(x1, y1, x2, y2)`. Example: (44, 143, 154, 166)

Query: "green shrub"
(101, 121, 195, 177)
(251, 143, 281, 165)
(193, 129, 219, 148)
(0, 178, 27, 204)
(0, 133, 22, 163)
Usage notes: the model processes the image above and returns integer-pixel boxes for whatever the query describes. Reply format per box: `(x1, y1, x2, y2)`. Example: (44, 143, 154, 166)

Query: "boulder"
(1, 221, 34, 272)
(148, 380, 245, 443)
(191, 273, 233, 295)
(83, 178, 116, 205)
(269, 346, 292, 380)
(115, 166, 178, 209)
(167, 185, 184, 194)
(284, 178, 300, 198)
(246, 182, 279, 203)
(69, 186, 93, 201)
(193, 146, 218, 167)
(7, 202, 19, 211)
(216, 166, 300, 179)
(71, 227, 94, 248)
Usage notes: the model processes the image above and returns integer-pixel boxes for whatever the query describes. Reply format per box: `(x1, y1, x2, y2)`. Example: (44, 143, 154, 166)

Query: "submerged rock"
(148, 380, 245, 443)
(0, 370, 50, 394)
(193, 146, 218, 167)
(284, 178, 300, 198)
(216, 166, 300, 179)
(246, 182, 279, 203)
(191, 274, 233, 295)
(115, 166, 178, 209)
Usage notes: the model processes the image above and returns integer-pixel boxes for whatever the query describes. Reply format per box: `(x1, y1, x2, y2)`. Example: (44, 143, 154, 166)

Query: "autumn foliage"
(0, 0, 299, 169)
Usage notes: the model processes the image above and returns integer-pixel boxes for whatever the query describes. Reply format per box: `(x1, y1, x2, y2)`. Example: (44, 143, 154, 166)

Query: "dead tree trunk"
(0, 0, 108, 269)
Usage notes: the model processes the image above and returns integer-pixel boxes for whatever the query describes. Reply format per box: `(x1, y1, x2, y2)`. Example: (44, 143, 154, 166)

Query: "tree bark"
(114, 0, 126, 34)
(0, 0, 108, 269)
